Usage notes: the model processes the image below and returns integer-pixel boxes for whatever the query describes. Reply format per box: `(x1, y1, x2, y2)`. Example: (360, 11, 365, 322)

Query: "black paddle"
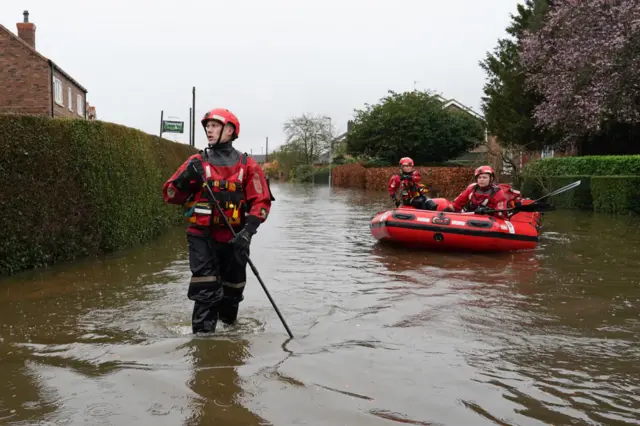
(476, 180, 581, 215)
(191, 164, 294, 339)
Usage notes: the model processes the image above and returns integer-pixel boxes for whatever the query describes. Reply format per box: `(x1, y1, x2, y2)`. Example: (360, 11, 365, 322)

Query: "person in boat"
(387, 157, 438, 210)
(161, 107, 274, 334)
(444, 165, 508, 217)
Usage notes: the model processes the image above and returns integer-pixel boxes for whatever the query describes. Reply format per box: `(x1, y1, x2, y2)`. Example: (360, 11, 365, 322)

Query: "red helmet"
(201, 108, 240, 137)
(399, 157, 414, 167)
(411, 170, 421, 183)
(474, 165, 495, 180)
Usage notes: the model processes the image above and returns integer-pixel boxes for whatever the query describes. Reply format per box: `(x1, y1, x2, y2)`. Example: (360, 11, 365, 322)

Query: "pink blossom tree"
(521, 0, 640, 144)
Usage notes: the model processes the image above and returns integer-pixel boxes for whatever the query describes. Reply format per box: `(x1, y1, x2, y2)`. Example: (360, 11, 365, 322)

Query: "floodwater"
(1, 183, 639, 426)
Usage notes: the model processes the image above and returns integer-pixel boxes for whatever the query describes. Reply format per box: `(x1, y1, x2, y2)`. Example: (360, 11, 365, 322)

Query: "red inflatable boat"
(369, 198, 543, 252)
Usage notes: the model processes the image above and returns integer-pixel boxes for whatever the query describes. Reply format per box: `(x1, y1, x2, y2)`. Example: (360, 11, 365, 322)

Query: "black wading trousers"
(187, 233, 248, 333)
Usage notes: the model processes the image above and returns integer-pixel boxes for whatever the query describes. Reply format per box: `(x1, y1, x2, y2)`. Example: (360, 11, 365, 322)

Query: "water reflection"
(184, 337, 267, 426)
(370, 243, 541, 286)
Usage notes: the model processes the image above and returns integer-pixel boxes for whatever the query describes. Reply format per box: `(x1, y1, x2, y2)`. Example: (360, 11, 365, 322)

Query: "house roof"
(333, 131, 348, 142)
(432, 93, 484, 121)
(441, 99, 484, 120)
(433, 94, 448, 103)
(446, 150, 488, 165)
(314, 152, 331, 164)
(0, 23, 88, 93)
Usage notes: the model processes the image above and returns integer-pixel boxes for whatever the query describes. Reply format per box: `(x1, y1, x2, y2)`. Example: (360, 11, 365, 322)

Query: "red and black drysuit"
(162, 142, 274, 333)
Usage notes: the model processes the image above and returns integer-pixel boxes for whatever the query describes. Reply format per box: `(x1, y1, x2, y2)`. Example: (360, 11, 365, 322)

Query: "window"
(501, 148, 515, 176)
(53, 77, 63, 105)
(77, 94, 84, 117)
(541, 146, 554, 159)
(68, 87, 73, 111)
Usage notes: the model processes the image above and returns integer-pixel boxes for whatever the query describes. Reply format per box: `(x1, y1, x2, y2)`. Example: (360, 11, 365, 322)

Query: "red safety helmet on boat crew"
(201, 108, 240, 137)
(474, 165, 495, 181)
(399, 157, 414, 167)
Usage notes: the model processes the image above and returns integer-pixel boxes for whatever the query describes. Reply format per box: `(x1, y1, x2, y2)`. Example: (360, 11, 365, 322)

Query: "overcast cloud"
(2, 0, 520, 154)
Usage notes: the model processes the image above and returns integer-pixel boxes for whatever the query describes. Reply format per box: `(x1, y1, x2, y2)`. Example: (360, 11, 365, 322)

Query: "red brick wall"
(16, 22, 36, 50)
(52, 69, 86, 119)
(332, 163, 367, 188)
(0, 30, 50, 115)
(332, 163, 474, 199)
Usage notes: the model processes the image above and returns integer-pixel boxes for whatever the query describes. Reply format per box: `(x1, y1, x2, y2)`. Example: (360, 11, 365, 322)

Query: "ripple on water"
(1, 185, 640, 425)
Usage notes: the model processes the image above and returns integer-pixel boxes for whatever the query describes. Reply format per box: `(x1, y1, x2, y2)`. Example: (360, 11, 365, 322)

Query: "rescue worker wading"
(387, 157, 438, 210)
(162, 108, 274, 334)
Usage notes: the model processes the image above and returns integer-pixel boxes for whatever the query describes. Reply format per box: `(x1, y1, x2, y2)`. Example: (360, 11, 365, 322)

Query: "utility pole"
(265, 137, 269, 163)
(189, 107, 192, 146)
(328, 116, 332, 188)
(191, 86, 196, 147)
(322, 115, 332, 188)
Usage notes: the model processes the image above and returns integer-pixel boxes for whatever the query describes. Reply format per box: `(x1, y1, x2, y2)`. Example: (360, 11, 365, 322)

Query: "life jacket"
(498, 183, 523, 209)
(398, 172, 426, 202)
(183, 152, 249, 229)
(465, 183, 501, 210)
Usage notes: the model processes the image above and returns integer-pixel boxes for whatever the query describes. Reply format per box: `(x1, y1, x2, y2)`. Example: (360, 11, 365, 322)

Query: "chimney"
(16, 10, 36, 49)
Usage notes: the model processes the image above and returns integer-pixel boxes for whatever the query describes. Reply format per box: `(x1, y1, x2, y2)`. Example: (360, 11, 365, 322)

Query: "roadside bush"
(0, 114, 197, 276)
(591, 176, 640, 214)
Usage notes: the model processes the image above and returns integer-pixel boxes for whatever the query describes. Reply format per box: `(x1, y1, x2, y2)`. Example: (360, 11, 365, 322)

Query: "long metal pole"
(328, 117, 332, 188)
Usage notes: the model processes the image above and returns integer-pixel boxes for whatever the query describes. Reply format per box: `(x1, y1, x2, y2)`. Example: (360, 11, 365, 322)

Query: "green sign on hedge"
(162, 120, 184, 134)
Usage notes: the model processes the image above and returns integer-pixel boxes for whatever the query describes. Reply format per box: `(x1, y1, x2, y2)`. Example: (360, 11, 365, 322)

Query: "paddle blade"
(533, 180, 581, 203)
(518, 202, 555, 212)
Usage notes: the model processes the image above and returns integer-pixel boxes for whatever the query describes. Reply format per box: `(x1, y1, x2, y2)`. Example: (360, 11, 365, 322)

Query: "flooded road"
(1, 182, 639, 425)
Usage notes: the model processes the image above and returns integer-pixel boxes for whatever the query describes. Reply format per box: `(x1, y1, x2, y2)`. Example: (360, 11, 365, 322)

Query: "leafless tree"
(282, 113, 333, 165)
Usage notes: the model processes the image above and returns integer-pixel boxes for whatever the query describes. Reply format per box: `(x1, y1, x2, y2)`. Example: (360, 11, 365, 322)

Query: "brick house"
(0, 11, 93, 119)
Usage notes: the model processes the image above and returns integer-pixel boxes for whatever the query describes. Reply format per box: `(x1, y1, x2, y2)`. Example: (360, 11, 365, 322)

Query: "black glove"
(172, 158, 204, 192)
(188, 159, 204, 180)
(391, 196, 400, 208)
(424, 198, 438, 211)
(231, 215, 260, 262)
(474, 206, 489, 215)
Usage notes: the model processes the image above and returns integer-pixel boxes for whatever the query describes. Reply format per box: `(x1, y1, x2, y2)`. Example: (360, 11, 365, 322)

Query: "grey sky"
(3, 0, 520, 155)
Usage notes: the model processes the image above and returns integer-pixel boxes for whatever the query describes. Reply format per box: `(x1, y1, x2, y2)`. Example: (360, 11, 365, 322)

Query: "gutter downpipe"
(48, 60, 54, 117)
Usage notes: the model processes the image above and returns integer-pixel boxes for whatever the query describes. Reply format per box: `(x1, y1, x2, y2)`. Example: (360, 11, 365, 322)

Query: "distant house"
(0, 10, 95, 119)
(433, 96, 504, 171)
(332, 100, 495, 167)
(434, 95, 571, 177)
(250, 154, 267, 165)
(331, 95, 560, 178)
(313, 151, 331, 166)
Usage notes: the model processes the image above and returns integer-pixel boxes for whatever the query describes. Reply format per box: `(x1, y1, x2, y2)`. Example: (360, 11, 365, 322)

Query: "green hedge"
(524, 155, 640, 176)
(313, 167, 330, 184)
(520, 156, 640, 214)
(520, 175, 592, 209)
(591, 176, 640, 214)
(521, 174, 640, 214)
(0, 114, 197, 276)
(549, 176, 593, 210)
(520, 178, 545, 199)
